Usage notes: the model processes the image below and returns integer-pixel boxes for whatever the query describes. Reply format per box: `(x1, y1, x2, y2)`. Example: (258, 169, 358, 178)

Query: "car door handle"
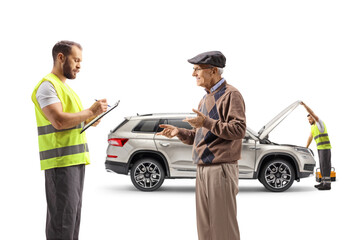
(160, 143, 170, 147)
(249, 147, 260, 150)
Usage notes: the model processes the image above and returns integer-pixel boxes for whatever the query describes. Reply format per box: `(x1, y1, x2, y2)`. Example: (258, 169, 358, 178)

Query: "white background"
(1, 0, 359, 239)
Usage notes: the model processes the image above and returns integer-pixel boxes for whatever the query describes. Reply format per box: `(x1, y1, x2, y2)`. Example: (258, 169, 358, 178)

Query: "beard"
(63, 58, 76, 79)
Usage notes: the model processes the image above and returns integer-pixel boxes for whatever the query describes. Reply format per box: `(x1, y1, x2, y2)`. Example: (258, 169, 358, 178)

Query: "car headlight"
(295, 147, 312, 155)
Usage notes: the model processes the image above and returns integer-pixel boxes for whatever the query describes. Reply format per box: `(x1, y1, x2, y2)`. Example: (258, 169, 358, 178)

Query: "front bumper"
(298, 164, 315, 179)
(105, 160, 128, 175)
(299, 172, 312, 178)
(304, 164, 315, 172)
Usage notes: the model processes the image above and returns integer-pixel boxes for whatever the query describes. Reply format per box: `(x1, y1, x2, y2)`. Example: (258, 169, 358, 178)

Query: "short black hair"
(52, 40, 82, 63)
(307, 114, 311, 117)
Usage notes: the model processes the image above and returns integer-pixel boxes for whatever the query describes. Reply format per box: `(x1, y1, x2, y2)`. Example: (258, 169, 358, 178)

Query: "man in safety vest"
(301, 102, 332, 190)
(31, 40, 108, 239)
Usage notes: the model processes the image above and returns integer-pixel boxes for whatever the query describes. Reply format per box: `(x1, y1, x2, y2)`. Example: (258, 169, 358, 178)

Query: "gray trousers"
(318, 149, 332, 183)
(45, 164, 85, 240)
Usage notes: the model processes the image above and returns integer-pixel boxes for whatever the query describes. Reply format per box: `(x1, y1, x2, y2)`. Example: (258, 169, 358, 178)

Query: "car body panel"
(154, 135, 195, 177)
(238, 137, 257, 177)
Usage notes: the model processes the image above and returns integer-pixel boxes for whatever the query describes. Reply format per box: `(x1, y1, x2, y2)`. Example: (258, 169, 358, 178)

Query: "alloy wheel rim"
(265, 162, 292, 189)
(134, 162, 161, 189)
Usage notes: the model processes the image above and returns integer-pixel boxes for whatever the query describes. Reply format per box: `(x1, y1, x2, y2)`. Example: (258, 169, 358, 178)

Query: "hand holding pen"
(90, 99, 108, 116)
(95, 99, 111, 107)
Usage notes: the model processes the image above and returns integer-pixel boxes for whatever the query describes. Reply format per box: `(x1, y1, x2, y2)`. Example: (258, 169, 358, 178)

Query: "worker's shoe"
(317, 183, 331, 190)
(314, 182, 323, 189)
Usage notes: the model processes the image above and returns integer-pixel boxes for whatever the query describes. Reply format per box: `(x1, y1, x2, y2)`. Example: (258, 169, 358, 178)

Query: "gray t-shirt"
(316, 119, 325, 133)
(36, 81, 60, 108)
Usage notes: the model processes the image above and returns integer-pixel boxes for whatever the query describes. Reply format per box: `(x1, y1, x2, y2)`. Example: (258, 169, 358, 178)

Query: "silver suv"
(105, 101, 316, 192)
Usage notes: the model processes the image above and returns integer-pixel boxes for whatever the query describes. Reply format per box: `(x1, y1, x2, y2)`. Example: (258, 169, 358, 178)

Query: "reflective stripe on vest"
(31, 73, 90, 170)
(311, 121, 332, 150)
(37, 123, 83, 136)
(314, 133, 329, 140)
(317, 141, 331, 146)
(40, 143, 89, 160)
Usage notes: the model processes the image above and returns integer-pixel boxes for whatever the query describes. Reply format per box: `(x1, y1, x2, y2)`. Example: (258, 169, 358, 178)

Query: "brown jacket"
(177, 81, 246, 165)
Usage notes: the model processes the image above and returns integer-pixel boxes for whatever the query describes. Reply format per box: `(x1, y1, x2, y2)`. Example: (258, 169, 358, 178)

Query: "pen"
(95, 99, 111, 107)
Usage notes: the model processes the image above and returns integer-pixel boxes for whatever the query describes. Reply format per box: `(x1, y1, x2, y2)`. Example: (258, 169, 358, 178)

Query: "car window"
(112, 119, 129, 132)
(133, 119, 159, 133)
(166, 119, 193, 130)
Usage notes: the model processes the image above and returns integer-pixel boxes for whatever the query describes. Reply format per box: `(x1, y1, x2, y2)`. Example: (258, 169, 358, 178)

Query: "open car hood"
(258, 100, 301, 140)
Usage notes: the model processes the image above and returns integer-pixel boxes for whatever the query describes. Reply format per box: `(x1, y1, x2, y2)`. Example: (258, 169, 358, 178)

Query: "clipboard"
(80, 100, 120, 134)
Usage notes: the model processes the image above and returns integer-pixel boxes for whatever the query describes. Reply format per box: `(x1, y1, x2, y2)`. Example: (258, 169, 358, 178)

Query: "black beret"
(188, 51, 226, 68)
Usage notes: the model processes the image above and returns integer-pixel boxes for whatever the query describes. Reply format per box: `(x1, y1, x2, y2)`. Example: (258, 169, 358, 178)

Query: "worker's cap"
(187, 51, 226, 68)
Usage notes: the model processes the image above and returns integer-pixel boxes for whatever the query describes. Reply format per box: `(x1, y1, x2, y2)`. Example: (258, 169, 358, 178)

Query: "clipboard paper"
(80, 100, 120, 134)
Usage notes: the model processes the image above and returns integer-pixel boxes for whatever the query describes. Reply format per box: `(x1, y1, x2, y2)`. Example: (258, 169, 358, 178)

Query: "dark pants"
(318, 149, 331, 184)
(45, 164, 85, 240)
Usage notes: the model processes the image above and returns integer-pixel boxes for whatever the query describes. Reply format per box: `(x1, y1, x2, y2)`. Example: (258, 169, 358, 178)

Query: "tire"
(130, 158, 165, 191)
(259, 159, 295, 192)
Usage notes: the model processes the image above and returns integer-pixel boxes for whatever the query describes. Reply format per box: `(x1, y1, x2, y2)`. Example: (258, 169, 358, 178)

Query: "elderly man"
(157, 51, 246, 240)
(31, 40, 108, 239)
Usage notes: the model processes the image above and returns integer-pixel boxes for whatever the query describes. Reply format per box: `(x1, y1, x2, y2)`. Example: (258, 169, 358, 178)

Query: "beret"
(188, 51, 226, 68)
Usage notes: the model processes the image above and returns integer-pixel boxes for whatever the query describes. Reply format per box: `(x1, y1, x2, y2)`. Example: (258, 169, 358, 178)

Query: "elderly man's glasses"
(193, 67, 214, 72)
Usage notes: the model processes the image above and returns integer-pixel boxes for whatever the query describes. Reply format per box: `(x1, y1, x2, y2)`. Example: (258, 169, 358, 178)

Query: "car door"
(238, 133, 257, 178)
(154, 118, 195, 177)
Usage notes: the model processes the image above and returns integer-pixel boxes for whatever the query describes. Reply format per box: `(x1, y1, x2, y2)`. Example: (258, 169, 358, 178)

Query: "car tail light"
(107, 155, 117, 158)
(108, 138, 129, 147)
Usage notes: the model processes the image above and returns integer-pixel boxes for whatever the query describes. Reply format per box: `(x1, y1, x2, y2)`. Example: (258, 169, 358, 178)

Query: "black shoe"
(314, 183, 323, 189)
(318, 183, 331, 190)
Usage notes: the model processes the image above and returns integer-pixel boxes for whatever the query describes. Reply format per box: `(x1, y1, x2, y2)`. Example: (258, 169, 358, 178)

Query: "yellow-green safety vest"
(31, 73, 90, 170)
(311, 121, 332, 150)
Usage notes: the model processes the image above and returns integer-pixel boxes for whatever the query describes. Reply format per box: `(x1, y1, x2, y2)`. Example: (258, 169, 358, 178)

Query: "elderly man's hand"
(156, 124, 179, 138)
(183, 109, 206, 129)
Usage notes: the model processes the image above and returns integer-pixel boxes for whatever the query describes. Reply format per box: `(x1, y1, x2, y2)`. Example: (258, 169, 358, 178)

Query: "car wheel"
(259, 159, 295, 192)
(130, 158, 165, 191)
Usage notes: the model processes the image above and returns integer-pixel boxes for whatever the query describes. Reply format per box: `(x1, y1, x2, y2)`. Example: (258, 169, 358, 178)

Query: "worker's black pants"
(318, 149, 331, 183)
(45, 164, 85, 240)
